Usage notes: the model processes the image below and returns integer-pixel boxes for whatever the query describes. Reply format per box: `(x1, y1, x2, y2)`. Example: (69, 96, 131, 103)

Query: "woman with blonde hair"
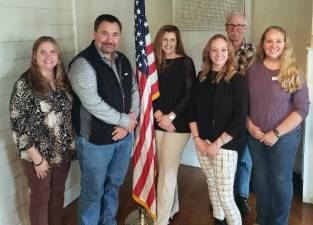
(189, 34, 248, 225)
(153, 25, 196, 225)
(246, 26, 309, 225)
(9, 36, 75, 225)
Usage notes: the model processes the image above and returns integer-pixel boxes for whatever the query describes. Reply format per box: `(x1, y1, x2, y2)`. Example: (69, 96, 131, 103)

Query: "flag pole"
(125, 206, 154, 225)
(126, 0, 159, 224)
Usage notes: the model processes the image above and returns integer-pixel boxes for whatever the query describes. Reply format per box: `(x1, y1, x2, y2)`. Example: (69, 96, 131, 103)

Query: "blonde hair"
(254, 26, 304, 93)
(199, 34, 236, 83)
(28, 36, 69, 94)
(153, 25, 186, 72)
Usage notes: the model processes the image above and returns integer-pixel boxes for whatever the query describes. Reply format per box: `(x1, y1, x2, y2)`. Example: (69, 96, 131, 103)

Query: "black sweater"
(189, 71, 248, 151)
(153, 57, 196, 133)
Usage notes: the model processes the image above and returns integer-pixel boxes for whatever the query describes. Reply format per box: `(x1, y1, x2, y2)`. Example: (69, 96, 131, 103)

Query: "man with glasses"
(69, 14, 139, 225)
(225, 12, 255, 216)
(225, 12, 255, 74)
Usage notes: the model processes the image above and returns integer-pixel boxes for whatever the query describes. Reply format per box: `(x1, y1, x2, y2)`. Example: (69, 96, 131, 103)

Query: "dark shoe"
(167, 214, 175, 225)
(214, 218, 227, 225)
(235, 196, 251, 216)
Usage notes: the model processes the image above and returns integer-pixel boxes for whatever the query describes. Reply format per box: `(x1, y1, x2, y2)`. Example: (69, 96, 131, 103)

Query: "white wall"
(74, 0, 134, 58)
(303, 2, 313, 203)
(0, 0, 79, 224)
(303, 47, 313, 203)
(146, 0, 173, 40)
(251, 0, 312, 77)
(311, 1, 313, 47)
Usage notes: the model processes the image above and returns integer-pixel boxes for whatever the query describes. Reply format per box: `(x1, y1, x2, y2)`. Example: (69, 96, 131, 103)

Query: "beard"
(100, 43, 116, 55)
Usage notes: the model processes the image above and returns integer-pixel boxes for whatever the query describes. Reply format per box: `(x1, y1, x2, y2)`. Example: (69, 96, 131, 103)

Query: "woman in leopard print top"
(9, 36, 75, 225)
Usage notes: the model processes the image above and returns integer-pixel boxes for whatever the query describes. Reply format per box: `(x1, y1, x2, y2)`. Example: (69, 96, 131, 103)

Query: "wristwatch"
(168, 113, 176, 121)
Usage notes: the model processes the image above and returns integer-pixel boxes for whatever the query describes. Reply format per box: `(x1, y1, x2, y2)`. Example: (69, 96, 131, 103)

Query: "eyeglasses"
(226, 23, 246, 30)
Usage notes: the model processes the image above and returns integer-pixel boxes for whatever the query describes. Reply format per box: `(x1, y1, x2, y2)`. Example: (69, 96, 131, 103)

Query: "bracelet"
(273, 128, 281, 138)
(34, 156, 44, 166)
(193, 135, 199, 140)
(168, 113, 176, 121)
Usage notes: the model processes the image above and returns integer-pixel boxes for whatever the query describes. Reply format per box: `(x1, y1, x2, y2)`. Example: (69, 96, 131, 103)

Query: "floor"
(63, 164, 313, 225)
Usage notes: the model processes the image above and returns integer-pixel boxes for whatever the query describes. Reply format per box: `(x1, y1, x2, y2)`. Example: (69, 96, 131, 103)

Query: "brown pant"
(21, 159, 71, 225)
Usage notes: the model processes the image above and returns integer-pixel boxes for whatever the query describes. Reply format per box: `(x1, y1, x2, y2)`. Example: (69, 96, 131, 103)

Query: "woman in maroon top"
(153, 25, 196, 225)
(246, 26, 309, 225)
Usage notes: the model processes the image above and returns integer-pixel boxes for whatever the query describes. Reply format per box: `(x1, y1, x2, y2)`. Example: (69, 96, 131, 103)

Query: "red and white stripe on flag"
(132, 0, 159, 220)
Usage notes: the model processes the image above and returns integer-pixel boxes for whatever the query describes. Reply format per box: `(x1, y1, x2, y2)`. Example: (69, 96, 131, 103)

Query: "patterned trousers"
(196, 143, 242, 225)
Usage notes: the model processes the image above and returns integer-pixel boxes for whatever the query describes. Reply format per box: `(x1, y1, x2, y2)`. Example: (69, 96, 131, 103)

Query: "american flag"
(132, 0, 159, 220)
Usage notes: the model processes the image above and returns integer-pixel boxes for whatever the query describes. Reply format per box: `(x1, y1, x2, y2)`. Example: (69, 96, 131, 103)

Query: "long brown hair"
(153, 25, 186, 72)
(25, 36, 68, 94)
(254, 26, 304, 92)
(199, 34, 236, 83)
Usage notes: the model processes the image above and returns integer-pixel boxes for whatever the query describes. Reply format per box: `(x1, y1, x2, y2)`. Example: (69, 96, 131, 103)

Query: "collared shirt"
(95, 45, 121, 81)
(235, 39, 255, 75)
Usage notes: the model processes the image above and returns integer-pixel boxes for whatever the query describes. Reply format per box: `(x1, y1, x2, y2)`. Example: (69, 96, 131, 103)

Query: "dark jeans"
(234, 131, 252, 198)
(21, 159, 71, 225)
(234, 144, 252, 198)
(248, 130, 300, 225)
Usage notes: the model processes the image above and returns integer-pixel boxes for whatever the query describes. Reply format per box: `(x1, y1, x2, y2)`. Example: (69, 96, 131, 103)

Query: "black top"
(189, 70, 248, 151)
(153, 56, 196, 133)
